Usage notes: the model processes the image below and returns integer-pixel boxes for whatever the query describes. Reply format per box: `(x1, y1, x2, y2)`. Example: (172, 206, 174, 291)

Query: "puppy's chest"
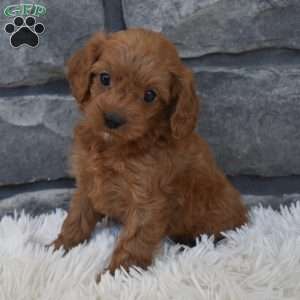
(88, 155, 159, 220)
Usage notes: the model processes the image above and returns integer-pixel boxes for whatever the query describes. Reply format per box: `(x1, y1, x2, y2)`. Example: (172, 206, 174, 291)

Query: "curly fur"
(51, 28, 248, 279)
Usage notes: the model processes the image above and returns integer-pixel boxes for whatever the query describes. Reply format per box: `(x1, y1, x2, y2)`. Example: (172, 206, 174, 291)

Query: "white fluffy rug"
(1, 202, 300, 300)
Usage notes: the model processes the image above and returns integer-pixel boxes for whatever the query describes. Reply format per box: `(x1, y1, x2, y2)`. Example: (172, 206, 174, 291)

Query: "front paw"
(95, 257, 133, 284)
(110, 253, 151, 275)
(95, 249, 152, 283)
(49, 235, 65, 250)
(46, 235, 69, 255)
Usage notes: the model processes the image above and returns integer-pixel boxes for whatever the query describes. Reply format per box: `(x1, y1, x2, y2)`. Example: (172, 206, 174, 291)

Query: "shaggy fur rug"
(0, 202, 300, 300)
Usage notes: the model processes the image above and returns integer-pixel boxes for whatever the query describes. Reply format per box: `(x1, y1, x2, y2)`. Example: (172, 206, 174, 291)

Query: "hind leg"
(188, 173, 247, 238)
(170, 169, 248, 246)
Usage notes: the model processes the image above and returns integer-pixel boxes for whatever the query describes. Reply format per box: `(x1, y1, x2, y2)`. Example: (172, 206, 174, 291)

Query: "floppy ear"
(67, 32, 106, 110)
(170, 66, 200, 139)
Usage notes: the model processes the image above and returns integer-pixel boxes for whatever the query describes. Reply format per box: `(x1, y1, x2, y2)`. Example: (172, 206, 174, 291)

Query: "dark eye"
(100, 72, 111, 86)
(144, 90, 156, 103)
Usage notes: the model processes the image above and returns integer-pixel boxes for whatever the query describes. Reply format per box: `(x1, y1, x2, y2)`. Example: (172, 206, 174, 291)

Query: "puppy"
(51, 28, 248, 278)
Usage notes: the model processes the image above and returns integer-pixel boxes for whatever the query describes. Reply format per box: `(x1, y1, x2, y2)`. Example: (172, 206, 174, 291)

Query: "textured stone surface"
(0, 0, 104, 87)
(243, 194, 300, 210)
(229, 175, 300, 196)
(1, 50, 300, 183)
(122, 0, 300, 58)
(0, 178, 75, 201)
(0, 186, 299, 218)
(0, 0, 299, 184)
(103, 0, 126, 32)
(0, 188, 74, 218)
(193, 50, 300, 176)
(0, 93, 80, 185)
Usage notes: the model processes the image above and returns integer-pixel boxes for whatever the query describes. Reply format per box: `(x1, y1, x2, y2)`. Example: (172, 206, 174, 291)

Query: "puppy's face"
(68, 29, 199, 144)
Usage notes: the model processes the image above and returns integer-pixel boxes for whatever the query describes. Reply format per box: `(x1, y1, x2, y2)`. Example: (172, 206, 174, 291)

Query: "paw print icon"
(4, 16, 45, 48)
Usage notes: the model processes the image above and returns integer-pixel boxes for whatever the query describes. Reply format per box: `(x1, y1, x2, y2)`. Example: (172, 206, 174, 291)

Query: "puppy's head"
(67, 28, 199, 144)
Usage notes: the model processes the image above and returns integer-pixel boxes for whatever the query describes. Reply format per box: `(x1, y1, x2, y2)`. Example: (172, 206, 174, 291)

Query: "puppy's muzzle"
(104, 112, 126, 129)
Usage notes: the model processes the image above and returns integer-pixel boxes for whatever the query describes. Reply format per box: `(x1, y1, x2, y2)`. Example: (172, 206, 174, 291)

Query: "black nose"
(104, 112, 126, 129)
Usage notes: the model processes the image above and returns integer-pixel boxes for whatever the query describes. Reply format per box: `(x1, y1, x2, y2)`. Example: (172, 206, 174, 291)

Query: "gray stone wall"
(0, 0, 299, 185)
(0, 0, 104, 185)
